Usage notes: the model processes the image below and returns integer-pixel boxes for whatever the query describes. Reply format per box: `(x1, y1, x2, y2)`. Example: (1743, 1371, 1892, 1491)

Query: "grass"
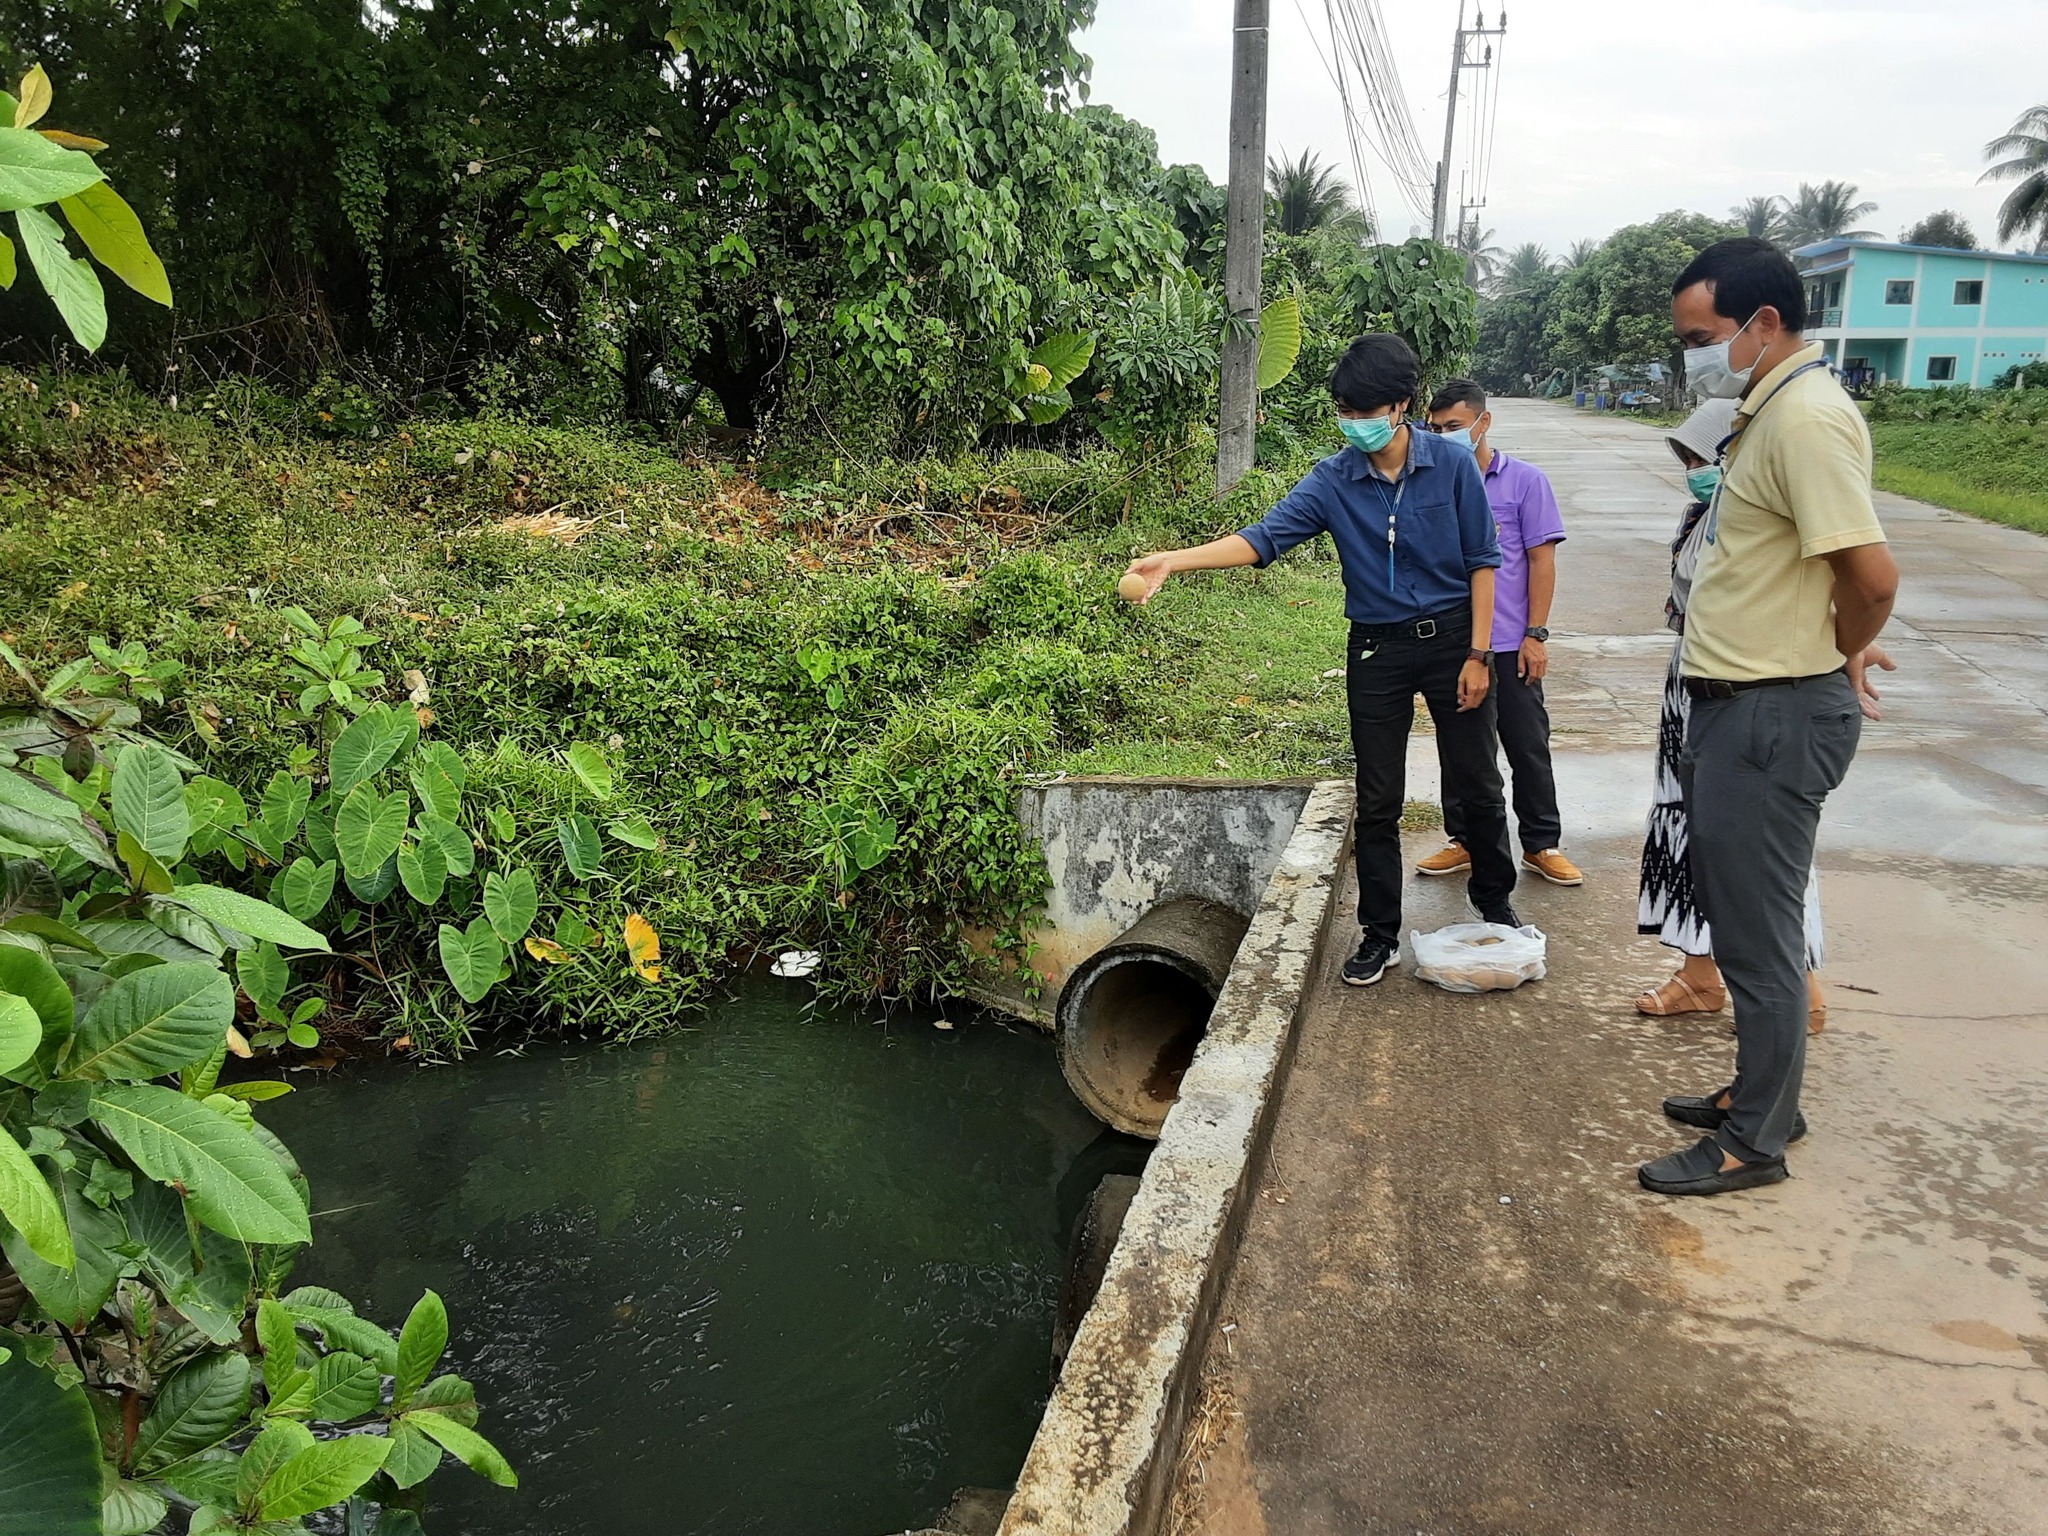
(1868, 419, 2048, 536)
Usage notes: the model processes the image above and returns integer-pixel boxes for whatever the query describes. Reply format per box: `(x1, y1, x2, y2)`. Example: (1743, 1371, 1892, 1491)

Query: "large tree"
(1543, 210, 1739, 377)
(1731, 195, 1788, 244)
(1901, 210, 1978, 249)
(1982, 104, 2048, 250)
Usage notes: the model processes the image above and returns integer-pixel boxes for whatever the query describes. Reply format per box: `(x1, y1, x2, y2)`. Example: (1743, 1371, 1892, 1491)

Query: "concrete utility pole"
(1216, 0, 1269, 497)
(1429, 4, 1506, 245)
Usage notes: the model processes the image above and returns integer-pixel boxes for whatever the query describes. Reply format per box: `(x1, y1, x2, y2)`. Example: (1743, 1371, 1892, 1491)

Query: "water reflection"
(265, 982, 1105, 1535)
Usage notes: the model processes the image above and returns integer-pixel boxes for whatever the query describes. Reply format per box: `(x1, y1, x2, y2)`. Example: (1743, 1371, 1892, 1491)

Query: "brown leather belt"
(1682, 668, 1843, 701)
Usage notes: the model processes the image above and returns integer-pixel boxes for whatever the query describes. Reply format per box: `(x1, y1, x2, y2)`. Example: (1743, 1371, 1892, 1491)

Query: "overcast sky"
(1080, 0, 2047, 255)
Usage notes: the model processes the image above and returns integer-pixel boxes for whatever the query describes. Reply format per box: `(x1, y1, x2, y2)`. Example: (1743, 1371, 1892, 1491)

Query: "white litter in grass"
(770, 949, 822, 978)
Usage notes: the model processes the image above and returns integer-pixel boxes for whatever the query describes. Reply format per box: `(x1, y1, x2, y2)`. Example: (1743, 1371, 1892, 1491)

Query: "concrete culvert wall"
(1056, 897, 1252, 1138)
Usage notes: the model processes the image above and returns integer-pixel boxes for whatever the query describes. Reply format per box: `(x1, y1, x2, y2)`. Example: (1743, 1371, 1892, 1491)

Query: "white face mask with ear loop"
(1685, 312, 1760, 400)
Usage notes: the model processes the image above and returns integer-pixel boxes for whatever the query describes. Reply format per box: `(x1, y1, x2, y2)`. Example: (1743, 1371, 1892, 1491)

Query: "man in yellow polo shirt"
(1640, 238, 1899, 1197)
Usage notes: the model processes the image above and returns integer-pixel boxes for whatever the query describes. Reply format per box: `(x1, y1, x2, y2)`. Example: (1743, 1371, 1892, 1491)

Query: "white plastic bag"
(1407, 922, 1547, 993)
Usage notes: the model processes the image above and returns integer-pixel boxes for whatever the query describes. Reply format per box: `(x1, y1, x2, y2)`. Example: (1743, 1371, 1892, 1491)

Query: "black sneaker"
(1342, 932, 1396, 987)
(1469, 898, 1524, 928)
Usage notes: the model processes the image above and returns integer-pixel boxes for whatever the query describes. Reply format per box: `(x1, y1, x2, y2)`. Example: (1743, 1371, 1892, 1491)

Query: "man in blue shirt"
(1122, 333, 1522, 986)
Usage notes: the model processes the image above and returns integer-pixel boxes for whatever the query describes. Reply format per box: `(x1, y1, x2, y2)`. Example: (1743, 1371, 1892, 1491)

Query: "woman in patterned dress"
(1635, 399, 1832, 1028)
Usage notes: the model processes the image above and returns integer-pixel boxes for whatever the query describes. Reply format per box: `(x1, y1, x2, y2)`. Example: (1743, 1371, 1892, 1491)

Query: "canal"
(265, 978, 1118, 1535)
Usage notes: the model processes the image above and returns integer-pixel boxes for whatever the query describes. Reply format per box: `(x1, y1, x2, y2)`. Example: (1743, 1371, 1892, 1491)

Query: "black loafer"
(1662, 1089, 1807, 1143)
(1638, 1136, 1789, 1196)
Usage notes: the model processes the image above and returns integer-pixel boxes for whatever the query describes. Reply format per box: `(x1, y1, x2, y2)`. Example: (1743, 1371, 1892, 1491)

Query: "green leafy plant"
(0, 65, 172, 353)
(0, 666, 515, 1532)
(278, 609, 387, 733)
(999, 332, 1097, 427)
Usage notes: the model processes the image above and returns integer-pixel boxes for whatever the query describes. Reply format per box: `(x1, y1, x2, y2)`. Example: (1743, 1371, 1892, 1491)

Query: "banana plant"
(0, 64, 172, 352)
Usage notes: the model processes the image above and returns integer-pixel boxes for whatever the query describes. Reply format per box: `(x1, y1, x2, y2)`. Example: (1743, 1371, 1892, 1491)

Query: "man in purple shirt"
(1416, 378, 1584, 888)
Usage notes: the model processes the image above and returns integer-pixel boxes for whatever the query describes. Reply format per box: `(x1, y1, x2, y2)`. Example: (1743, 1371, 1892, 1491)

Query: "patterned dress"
(1637, 499, 1826, 965)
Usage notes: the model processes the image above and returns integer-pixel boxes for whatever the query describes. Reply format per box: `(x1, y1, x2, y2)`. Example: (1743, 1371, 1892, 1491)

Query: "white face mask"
(1684, 313, 1760, 400)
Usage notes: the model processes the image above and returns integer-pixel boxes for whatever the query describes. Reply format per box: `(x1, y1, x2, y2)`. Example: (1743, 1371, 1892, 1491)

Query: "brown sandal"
(1637, 973, 1728, 1017)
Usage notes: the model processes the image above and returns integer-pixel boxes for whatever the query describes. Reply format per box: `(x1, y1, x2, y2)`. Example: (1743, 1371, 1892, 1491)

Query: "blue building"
(1794, 238, 2048, 388)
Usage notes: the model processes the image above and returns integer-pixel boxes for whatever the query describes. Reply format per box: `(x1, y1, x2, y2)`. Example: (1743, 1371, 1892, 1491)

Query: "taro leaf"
(102, 1479, 170, 1536)
(257, 1436, 392, 1522)
(236, 1419, 314, 1510)
(111, 744, 189, 863)
(328, 704, 415, 797)
(564, 742, 613, 800)
(556, 813, 603, 880)
(122, 1176, 253, 1345)
(335, 786, 407, 879)
(89, 1084, 312, 1244)
(132, 1352, 252, 1473)
(0, 988, 38, 1076)
(0, 1125, 70, 1266)
(58, 179, 171, 307)
(410, 1411, 517, 1487)
(62, 961, 233, 1080)
(605, 814, 659, 850)
(408, 741, 466, 823)
(0, 123, 105, 211)
(396, 836, 447, 906)
(0, 1147, 127, 1326)
(393, 1289, 447, 1408)
(307, 1351, 381, 1422)
(165, 885, 329, 952)
(624, 913, 661, 983)
(259, 772, 310, 840)
(0, 1343, 102, 1536)
(1257, 292, 1304, 390)
(437, 919, 504, 1005)
(480, 869, 537, 945)
(343, 854, 399, 906)
(237, 943, 289, 1018)
(302, 796, 338, 863)
(274, 858, 337, 922)
(382, 1417, 442, 1489)
(417, 812, 474, 877)
(1028, 330, 1095, 390)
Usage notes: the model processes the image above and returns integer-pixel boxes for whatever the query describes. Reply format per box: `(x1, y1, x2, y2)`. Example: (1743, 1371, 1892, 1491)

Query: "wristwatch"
(1524, 626, 1550, 642)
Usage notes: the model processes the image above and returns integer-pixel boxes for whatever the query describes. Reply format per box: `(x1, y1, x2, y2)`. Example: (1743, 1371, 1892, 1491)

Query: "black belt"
(1353, 604, 1470, 643)
(1682, 668, 1843, 701)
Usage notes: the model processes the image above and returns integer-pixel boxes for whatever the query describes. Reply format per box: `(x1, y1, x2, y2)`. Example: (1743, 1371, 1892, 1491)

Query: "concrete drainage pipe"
(1055, 896, 1252, 1139)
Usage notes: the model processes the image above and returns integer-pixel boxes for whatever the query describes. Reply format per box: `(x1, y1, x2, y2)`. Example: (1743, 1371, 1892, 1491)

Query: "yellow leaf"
(225, 1025, 253, 1059)
(523, 936, 575, 965)
(14, 64, 52, 129)
(0, 233, 12, 291)
(58, 181, 172, 306)
(624, 912, 661, 983)
(37, 129, 108, 152)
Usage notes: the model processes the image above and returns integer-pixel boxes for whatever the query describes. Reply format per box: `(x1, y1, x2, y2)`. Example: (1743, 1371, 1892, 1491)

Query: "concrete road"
(1179, 400, 2048, 1535)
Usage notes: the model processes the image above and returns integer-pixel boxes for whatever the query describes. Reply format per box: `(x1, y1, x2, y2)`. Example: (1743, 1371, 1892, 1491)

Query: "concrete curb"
(997, 780, 1354, 1536)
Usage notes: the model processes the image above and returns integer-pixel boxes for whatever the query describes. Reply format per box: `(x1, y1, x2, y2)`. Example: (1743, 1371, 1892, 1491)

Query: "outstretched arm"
(1121, 534, 1261, 602)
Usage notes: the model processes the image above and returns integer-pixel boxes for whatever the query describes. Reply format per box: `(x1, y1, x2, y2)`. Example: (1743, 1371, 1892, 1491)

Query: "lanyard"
(1366, 473, 1409, 592)
(1703, 359, 1830, 545)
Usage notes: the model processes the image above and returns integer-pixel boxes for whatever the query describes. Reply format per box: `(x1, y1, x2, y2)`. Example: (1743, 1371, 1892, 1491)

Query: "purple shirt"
(1479, 449, 1565, 648)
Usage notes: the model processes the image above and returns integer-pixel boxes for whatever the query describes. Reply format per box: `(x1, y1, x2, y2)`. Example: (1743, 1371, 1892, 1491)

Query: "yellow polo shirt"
(1682, 343, 1888, 682)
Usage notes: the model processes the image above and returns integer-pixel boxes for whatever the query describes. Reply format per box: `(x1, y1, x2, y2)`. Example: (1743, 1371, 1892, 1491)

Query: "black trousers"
(1680, 671, 1860, 1161)
(1347, 613, 1518, 942)
(1444, 654, 1562, 853)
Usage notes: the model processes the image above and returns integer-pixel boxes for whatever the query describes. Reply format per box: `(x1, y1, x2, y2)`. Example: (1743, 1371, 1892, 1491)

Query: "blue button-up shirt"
(1237, 428, 1502, 625)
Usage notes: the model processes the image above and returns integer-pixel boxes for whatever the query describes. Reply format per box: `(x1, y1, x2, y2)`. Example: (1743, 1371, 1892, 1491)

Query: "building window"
(1926, 355, 1958, 382)
(1885, 279, 1915, 304)
(1954, 279, 1984, 305)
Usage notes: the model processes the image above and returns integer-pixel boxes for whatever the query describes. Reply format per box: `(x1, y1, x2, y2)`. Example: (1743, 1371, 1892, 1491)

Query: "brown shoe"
(1522, 848, 1584, 886)
(1415, 840, 1471, 876)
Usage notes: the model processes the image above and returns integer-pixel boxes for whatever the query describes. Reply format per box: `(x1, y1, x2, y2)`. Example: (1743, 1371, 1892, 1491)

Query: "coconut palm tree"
(1981, 104, 2048, 249)
(1455, 219, 1506, 291)
(1561, 237, 1601, 269)
(1780, 181, 1880, 249)
(1498, 242, 1555, 295)
(1265, 149, 1354, 237)
(1730, 195, 1788, 243)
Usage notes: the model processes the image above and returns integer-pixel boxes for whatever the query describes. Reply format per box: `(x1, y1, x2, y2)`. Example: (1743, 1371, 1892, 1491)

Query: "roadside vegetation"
(1862, 383, 2048, 536)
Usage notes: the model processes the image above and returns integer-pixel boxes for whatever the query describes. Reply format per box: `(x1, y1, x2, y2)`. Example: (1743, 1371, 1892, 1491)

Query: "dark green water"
(263, 981, 1126, 1536)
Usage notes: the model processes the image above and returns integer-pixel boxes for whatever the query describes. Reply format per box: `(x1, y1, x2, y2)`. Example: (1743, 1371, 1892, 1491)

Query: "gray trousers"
(1679, 671, 1861, 1161)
